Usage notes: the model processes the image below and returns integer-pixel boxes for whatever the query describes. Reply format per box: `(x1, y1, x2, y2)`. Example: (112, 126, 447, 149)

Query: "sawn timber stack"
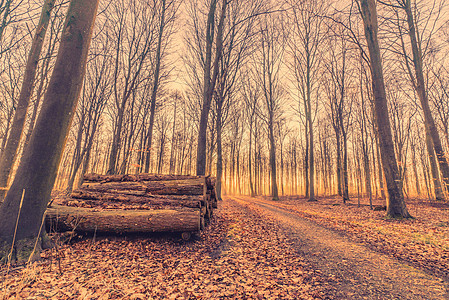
(46, 174, 217, 235)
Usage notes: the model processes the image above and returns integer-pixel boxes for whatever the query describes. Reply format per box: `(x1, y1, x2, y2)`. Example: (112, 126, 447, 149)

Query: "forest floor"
(0, 197, 324, 300)
(233, 196, 449, 299)
(0, 195, 448, 299)
(255, 195, 449, 280)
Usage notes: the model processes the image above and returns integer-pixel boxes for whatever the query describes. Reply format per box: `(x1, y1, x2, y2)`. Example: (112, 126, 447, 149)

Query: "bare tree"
(106, 0, 158, 174)
(387, 0, 449, 195)
(253, 13, 285, 201)
(143, 0, 179, 173)
(196, 0, 227, 176)
(0, 0, 99, 262)
(289, 0, 327, 201)
(0, 0, 56, 199)
(357, 0, 411, 218)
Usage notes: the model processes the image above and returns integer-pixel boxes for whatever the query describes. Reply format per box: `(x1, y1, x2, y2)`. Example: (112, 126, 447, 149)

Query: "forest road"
(229, 196, 449, 300)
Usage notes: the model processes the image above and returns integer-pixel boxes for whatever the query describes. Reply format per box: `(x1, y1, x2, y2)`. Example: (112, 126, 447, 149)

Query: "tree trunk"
(425, 133, 445, 200)
(66, 112, 85, 192)
(376, 136, 386, 199)
(335, 132, 342, 197)
(269, 116, 279, 201)
(359, 0, 411, 218)
(342, 131, 349, 202)
(216, 96, 223, 201)
(304, 126, 309, 198)
(0, 0, 99, 262)
(410, 142, 421, 196)
(308, 110, 315, 201)
(248, 117, 255, 197)
(196, 0, 226, 176)
(0, 0, 56, 200)
(107, 108, 124, 175)
(403, 1, 449, 193)
(169, 94, 178, 175)
(144, 0, 167, 173)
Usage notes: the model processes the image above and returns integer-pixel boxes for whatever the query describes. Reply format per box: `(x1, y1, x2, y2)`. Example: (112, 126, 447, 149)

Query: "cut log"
(46, 204, 201, 233)
(83, 173, 201, 183)
(48, 174, 216, 235)
(80, 178, 206, 196)
(60, 199, 202, 211)
(181, 232, 192, 241)
(70, 190, 206, 208)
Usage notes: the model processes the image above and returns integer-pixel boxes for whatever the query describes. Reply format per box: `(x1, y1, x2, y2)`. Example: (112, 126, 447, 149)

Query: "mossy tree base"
(0, 237, 42, 265)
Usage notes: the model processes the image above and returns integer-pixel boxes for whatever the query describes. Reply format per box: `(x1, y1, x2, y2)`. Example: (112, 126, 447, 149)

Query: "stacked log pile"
(46, 174, 217, 236)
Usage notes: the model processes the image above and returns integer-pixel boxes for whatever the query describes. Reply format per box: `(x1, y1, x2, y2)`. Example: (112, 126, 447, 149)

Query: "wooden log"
(83, 173, 201, 183)
(61, 199, 201, 210)
(81, 181, 147, 192)
(70, 190, 206, 208)
(144, 178, 205, 195)
(46, 204, 201, 233)
(83, 174, 216, 193)
(80, 178, 206, 196)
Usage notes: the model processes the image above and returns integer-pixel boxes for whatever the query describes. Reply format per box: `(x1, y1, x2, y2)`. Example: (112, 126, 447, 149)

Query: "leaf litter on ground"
(256, 195, 449, 279)
(0, 198, 324, 300)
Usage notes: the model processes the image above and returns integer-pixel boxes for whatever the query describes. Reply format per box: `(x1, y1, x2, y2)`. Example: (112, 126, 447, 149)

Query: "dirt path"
(230, 196, 449, 300)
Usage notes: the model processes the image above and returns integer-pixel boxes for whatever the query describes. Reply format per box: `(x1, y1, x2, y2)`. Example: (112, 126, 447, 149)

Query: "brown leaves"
(0, 198, 323, 300)
(264, 196, 449, 278)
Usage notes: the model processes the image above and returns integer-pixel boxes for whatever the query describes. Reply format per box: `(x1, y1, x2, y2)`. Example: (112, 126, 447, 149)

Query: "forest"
(0, 0, 449, 298)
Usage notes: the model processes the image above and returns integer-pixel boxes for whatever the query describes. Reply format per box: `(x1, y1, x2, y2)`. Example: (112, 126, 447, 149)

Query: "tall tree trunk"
(248, 118, 255, 197)
(363, 144, 373, 209)
(169, 94, 177, 175)
(66, 116, 85, 192)
(359, 0, 411, 218)
(376, 136, 386, 199)
(280, 139, 284, 196)
(425, 133, 444, 200)
(342, 131, 349, 202)
(144, 0, 167, 173)
(0, 0, 56, 199)
(269, 115, 279, 201)
(403, 0, 449, 193)
(0, 0, 98, 261)
(215, 89, 224, 200)
(308, 108, 315, 201)
(107, 107, 125, 175)
(77, 126, 96, 189)
(304, 126, 309, 198)
(336, 131, 342, 196)
(411, 142, 421, 196)
(196, 0, 226, 176)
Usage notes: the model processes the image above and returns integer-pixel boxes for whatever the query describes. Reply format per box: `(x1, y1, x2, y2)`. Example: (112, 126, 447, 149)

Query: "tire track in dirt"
(230, 196, 448, 300)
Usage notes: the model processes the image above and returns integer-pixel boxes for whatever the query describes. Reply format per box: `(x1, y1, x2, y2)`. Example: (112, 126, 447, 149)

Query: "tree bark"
(410, 141, 421, 196)
(359, 0, 411, 218)
(342, 130, 349, 202)
(0, 0, 56, 200)
(215, 92, 223, 200)
(144, 0, 167, 173)
(196, 0, 226, 176)
(0, 0, 99, 261)
(80, 179, 206, 196)
(248, 115, 255, 197)
(83, 173, 202, 183)
(403, 0, 449, 194)
(425, 133, 444, 200)
(46, 205, 202, 234)
(269, 116, 279, 201)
